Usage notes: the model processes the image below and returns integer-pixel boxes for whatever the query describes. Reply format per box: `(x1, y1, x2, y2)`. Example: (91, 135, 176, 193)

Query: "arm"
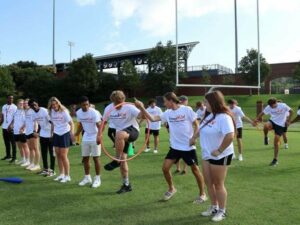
(255, 112, 265, 123)
(189, 119, 199, 146)
(134, 100, 161, 122)
(242, 116, 256, 126)
(211, 132, 235, 157)
(285, 109, 293, 126)
(69, 120, 75, 142)
(96, 121, 102, 145)
(74, 122, 83, 137)
(291, 115, 300, 124)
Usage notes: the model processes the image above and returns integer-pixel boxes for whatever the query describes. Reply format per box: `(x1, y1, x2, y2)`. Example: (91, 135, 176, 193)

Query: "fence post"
(256, 100, 263, 121)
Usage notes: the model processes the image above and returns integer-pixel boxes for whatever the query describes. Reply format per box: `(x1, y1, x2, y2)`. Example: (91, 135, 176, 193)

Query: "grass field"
(1, 125, 300, 225)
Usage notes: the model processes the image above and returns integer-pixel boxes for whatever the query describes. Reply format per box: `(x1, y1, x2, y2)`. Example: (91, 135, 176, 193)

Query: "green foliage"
(119, 60, 141, 97)
(293, 62, 300, 82)
(0, 67, 15, 96)
(98, 73, 119, 100)
(145, 41, 177, 96)
(201, 67, 211, 84)
(238, 49, 271, 84)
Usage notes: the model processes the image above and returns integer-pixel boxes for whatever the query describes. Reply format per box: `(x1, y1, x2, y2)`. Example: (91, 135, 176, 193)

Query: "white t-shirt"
(109, 104, 140, 131)
(160, 105, 197, 151)
(103, 103, 116, 129)
(200, 113, 235, 160)
(146, 106, 163, 130)
(50, 109, 72, 135)
(2, 104, 17, 129)
(76, 108, 102, 142)
(263, 103, 291, 127)
(33, 107, 52, 138)
(25, 109, 36, 135)
(230, 106, 245, 128)
(195, 107, 206, 120)
(13, 109, 26, 135)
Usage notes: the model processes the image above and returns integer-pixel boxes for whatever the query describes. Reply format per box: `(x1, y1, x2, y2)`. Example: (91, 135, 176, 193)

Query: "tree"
(0, 67, 15, 96)
(201, 67, 211, 84)
(119, 60, 141, 97)
(65, 53, 99, 103)
(293, 62, 300, 83)
(238, 49, 271, 84)
(145, 41, 178, 96)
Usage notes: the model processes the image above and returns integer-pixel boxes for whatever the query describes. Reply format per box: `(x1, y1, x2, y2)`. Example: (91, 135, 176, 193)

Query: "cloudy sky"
(0, 0, 299, 70)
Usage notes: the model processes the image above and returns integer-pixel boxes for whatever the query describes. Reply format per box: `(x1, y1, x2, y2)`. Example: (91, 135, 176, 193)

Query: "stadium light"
(68, 41, 75, 63)
(257, 0, 261, 88)
(234, 0, 238, 74)
(175, 0, 179, 85)
(52, 0, 56, 73)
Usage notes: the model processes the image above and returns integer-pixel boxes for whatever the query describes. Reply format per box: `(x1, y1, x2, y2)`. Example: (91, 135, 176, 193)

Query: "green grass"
(1, 126, 300, 225)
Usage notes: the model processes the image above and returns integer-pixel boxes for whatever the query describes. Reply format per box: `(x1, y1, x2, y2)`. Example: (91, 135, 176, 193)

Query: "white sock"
(212, 205, 219, 210)
(95, 175, 100, 180)
(123, 177, 129, 186)
(219, 208, 226, 213)
(85, 174, 91, 179)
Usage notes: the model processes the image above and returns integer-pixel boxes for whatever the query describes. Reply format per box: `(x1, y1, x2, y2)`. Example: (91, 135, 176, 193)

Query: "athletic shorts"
(209, 154, 233, 166)
(82, 141, 101, 157)
(26, 133, 34, 139)
(165, 148, 198, 166)
(53, 132, 71, 148)
(269, 120, 286, 136)
(237, 128, 243, 139)
(14, 134, 26, 143)
(283, 126, 288, 133)
(145, 128, 159, 136)
(122, 126, 139, 143)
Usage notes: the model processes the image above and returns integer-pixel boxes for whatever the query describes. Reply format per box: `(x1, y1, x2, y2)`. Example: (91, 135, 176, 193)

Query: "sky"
(0, 0, 299, 71)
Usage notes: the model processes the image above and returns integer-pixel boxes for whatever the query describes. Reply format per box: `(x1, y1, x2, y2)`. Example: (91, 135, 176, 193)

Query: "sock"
(95, 175, 100, 179)
(123, 177, 129, 186)
(23, 157, 26, 161)
(219, 208, 226, 214)
(85, 174, 91, 179)
(212, 205, 219, 210)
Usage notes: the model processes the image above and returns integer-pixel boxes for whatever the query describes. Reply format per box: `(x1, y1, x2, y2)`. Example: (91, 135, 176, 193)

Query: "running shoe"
(79, 176, 92, 186)
(163, 189, 177, 201)
(92, 176, 101, 188)
(60, 176, 71, 183)
(104, 160, 120, 171)
(269, 159, 278, 166)
(284, 143, 288, 149)
(238, 154, 243, 161)
(1, 156, 10, 160)
(26, 164, 35, 170)
(116, 184, 132, 194)
(45, 170, 56, 177)
(201, 206, 219, 217)
(21, 161, 30, 167)
(174, 169, 181, 174)
(181, 171, 187, 175)
(264, 137, 269, 145)
(37, 170, 48, 175)
(9, 158, 16, 164)
(54, 174, 64, 181)
(30, 165, 41, 171)
(153, 150, 158, 154)
(193, 195, 208, 204)
(144, 148, 151, 153)
(211, 210, 226, 222)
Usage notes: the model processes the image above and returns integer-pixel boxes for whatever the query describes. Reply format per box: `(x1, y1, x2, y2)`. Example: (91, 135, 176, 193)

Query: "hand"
(251, 121, 257, 127)
(189, 137, 196, 146)
(70, 133, 75, 143)
(285, 121, 290, 127)
(96, 135, 102, 145)
(33, 132, 39, 138)
(211, 149, 221, 157)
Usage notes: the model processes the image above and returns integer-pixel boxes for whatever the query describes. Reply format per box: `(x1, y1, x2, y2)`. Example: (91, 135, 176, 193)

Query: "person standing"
(191, 91, 235, 222)
(29, 99, 55, 177)
(227, 99, 255, 161)
(135, 92, 207, 203)
(144, 99, 163, 154)
(255, 98, 293, 166)
(76, 96, 102, 188)
(195, 101, 206, 121)
(0, 95, 17, 162)
(48, 97, 75, 183)
(103, 95, 117, 148)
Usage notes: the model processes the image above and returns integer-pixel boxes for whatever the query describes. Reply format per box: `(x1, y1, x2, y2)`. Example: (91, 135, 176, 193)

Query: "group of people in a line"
(1, 90, 300, 222)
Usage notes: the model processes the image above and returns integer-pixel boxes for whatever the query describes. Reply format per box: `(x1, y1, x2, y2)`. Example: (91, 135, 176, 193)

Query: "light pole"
(68, 41, 75, 62)
(52, 0, 56, 73)
(175, 0, 179, 85)
(257, 0, 261, 88)
(234, 0, 238, 74)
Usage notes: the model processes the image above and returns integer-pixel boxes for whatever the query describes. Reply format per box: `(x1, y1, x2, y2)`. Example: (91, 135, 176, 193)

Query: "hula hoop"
(100, 102, 151, 162)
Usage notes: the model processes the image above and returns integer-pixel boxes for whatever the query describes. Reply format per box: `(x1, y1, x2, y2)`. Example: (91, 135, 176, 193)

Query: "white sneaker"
(21, 161, 30, 167)
(284, 143, 288, 149)
(54, 174, 65, 181)
(211, 210, 226, 222)
(78, 176, 92, 186)
(238, 154, 243, 161)
(92, 176, 101, 188)
(29, 165, 41, 171)
(201, 206, 219, 217)
(193, 195, 208, 204)
(26, 164, 35, 170)
(60, 176, 71, 183)
(153, 150, 158, 154)
(144, 148, 151, 153)
(16, 159, 23, 165)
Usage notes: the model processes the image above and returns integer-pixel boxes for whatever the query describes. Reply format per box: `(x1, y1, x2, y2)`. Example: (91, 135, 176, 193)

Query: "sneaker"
(78, 176, 92, 186)
(181, 171, 187, 175)
(60, 176, 71, 183)
(21, 161, 30, 167)
(30, 165, 41, 171)
(16, 159, 24, 165)
(1, 156, 10, 160)
(92, 177, 101, 188)
(163, 189, 177, 201)
(144, 148, 151, 153)
(211, 210, 226, 222)
(174, 169, 181, 174)
(54, 174, 65, 181)
(104, 160, 120, 171)
(26, 164, 35, 170)
(45, 170, 56, 177)
(37, 170, 48, 175)
(153, 149, 158, 154)
(238, 154, 243, 161)
(284, 143, 288, 149)
(193, 195, 208, 204)
(5, 157, 12, 161)
(201, 206, 219, 217)
(9, 158, 16, 164)
(269, 159, 278, 166)
(116, 184, 132, 194)
(264, 137, 269, 145)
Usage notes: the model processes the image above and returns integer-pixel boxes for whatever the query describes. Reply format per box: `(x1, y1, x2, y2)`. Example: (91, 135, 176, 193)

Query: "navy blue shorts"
(53, 132, 71, 148)
(269, 120, 286, 136)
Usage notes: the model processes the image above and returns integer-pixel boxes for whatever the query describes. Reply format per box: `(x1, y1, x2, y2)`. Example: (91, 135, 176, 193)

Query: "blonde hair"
(110, 90, 126, 104)
(48, 97, 68, 115)
(17, 99, 24, 104)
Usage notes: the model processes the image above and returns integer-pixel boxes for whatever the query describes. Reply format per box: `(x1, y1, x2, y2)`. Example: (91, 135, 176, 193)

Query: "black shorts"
(269, 120, 286, 136)
(14, 134, 26, 143)
(283, 126, 288, 133)
(145, 128, 159, 136)
(122, 126, 139, 143)
(26, 133, 34, 139)
(209, 154, 233, 166)
(53, 132, 71, 148)
(165, 148, 198, 166)
(237, 128, 243, 139)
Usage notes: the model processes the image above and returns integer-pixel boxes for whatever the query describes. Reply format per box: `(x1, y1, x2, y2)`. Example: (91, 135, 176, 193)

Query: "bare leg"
(55, 148, 64, 175)
(210, 164, 228, 209)
(274, 135, 280, 160)
(202, 160, 217, 205)
(93, 157, 100, 175)
(154, 135, 159, 150)
(162, 159, 176, 192)
(83, 156, 90, 175)
(60, 148, 70, 176)
(115, 131, 129, 158)
(190, 164, 206, 196)
(237, 138, 242, 154)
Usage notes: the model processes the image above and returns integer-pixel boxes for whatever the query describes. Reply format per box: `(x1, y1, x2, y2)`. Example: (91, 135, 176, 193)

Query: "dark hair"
(196, 101, 203, 107)
(267, 98, 277, 106)
(79, 96, 89, 103)
(6, 94, 13, 98)
(227, 99, 237, 105)
(148, 98, 157, 105)
(164, 92, 179, 104)
(28, 98, 38, 106)
(298, 105, 300, 110)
